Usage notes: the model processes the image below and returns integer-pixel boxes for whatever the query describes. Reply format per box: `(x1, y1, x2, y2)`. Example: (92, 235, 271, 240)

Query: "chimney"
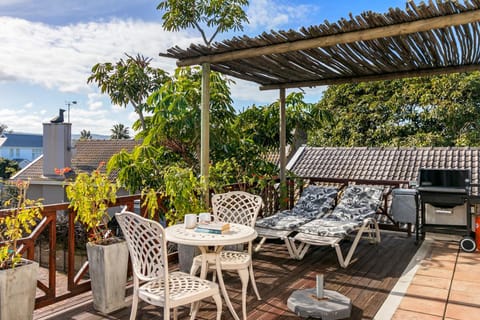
(42, 122, 72, 179)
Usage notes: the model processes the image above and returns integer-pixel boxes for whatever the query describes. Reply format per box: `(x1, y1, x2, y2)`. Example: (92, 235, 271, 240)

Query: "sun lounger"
(289, 185, 384, 268)
(254, 185, 338, 258)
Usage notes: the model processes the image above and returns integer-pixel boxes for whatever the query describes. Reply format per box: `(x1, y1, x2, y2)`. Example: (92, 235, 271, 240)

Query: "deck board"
(34, 231, 417, 320)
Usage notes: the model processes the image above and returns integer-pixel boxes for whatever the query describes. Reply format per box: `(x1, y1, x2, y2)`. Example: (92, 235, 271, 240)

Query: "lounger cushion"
(255, 185, 338, 230)
(297, 185, 384, 237)
(297, 219, 360, 237)
(329, 185, 384, 221)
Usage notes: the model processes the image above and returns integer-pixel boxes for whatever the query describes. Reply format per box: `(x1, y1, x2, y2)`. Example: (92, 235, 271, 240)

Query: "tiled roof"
(72, 140, 139, 173)
(0, 133, 42, 148)
(13, 139, 140, 181)
(288, 147, 480, 190)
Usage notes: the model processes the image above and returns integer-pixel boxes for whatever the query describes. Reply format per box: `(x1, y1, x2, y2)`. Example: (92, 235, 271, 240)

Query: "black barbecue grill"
(416, 168, 476, 251)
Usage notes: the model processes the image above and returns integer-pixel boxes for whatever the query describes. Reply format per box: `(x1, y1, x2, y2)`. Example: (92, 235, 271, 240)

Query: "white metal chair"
(115, 211, 222, 320)
(190, 191, 263, 320)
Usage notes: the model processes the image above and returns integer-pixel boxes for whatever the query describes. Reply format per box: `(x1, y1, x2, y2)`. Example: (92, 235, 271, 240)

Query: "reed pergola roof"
(160, 0, 480, 90)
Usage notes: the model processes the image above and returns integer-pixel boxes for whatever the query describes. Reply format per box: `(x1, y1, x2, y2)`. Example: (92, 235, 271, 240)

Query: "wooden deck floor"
(33, 231, 418, 320)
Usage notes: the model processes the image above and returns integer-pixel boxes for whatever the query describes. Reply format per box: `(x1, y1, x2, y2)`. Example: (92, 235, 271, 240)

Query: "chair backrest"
(115, 211, 168, 282)
(212, 191, 263, 227)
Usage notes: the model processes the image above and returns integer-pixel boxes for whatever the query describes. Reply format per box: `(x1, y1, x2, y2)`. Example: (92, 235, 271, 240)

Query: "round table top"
(165, 223, 257, 246)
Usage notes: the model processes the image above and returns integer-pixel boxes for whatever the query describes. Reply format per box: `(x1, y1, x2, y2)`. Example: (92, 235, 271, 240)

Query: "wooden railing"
(0, 194, 148, 309)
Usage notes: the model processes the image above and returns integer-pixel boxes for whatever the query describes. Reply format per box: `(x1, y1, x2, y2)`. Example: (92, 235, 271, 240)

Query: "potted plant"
(0, 180, 43, 320)
(60, 163, 128, 314)
(162, 165, 208, 272)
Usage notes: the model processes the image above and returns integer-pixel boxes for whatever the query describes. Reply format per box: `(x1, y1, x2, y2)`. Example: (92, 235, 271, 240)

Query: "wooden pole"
(279, 88, 287, 208)
(201, 63, 210, 206)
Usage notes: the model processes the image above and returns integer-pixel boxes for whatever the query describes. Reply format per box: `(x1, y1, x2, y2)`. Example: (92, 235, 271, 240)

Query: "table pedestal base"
(287, 289, 351, 319)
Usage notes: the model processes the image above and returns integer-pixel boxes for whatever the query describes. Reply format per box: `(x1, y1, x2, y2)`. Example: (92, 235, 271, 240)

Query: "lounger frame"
(289, 217, 381, 267)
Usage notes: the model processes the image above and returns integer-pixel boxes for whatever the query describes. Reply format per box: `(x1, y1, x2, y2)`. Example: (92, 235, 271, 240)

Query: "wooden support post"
(279, 88, 287, 208)
(201, 63, 211, 206)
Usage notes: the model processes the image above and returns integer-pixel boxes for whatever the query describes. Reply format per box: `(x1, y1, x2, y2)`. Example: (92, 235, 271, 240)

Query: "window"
(32, 148, 42, 160)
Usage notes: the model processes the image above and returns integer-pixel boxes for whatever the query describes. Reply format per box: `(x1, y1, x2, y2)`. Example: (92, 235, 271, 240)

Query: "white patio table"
(165, 223, 257, 320)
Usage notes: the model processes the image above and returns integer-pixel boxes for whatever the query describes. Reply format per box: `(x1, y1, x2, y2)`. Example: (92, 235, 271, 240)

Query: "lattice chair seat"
(191, 191, 263, 320)
(116, 210, 222, 320)
(139, 272, 219, 304)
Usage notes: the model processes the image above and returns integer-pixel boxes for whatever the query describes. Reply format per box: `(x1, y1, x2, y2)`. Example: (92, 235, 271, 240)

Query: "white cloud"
(0, 0, 28, 6)
(0, 107, 45, 133)
(0, 17, 199, 93)
(247, 0, 314, 31)
(87, 93, 104, 111)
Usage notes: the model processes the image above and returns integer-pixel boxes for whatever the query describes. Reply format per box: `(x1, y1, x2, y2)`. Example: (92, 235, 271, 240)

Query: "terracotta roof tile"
(13, 139, 140, 181)
(289, 147, 480, 194)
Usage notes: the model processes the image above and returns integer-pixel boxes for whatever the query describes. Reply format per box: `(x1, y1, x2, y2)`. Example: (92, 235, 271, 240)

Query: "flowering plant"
(0, 180, 43, 269)
(57, 162, 119, 244)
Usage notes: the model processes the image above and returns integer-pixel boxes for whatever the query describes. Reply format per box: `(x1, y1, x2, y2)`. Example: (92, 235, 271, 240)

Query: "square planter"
(87, 239, 128, 314)
(0, 259, 38, 320)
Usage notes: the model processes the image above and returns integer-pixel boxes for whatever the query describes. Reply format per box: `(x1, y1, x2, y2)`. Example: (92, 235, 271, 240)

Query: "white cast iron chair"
(115, 211, 222, 320)
(190, 191, 263, 320)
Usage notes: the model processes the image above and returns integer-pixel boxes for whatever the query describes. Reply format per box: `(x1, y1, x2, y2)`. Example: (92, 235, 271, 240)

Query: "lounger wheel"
(459, 235, 476, 253)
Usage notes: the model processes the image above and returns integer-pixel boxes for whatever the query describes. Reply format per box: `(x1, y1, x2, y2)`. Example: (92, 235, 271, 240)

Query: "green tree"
(110, 123, 130, 140)
(145, 67, 236, 167)
(157, 0, 249, 46)
(88, 54, 169, 131)
(80, 129, 92, 140)
(236, 92, 331, 153)
(310, 72, 480, 147)
(0, 124, 7, 135)
(0, 158, 19, 179)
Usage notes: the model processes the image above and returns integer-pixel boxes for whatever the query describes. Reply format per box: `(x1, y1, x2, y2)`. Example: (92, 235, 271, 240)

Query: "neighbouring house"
(0, 132, 43, 168)
(11, 122, 139, 204)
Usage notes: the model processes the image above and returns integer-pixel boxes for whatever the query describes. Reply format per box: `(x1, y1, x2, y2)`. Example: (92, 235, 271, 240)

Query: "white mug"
(198, 212, 211, 223)
(184, 214, 197, 229)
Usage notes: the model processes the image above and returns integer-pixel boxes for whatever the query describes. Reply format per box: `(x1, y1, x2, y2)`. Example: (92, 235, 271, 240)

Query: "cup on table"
(198, 212, 212, 224)
(184, 214, 198, 229)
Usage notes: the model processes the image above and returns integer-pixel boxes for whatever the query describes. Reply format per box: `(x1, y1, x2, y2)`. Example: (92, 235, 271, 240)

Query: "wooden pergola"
(160, 0, 480, 188)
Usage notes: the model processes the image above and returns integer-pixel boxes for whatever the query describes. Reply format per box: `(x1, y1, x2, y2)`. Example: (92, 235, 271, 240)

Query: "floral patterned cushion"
(297, 185, 384, 237)
(255, 185, 338, 230)
(298, 219, 360, 237)
(329, 185, 384, 221)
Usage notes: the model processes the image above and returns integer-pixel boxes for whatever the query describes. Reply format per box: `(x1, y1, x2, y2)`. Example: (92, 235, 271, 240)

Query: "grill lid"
(418, 168, 470, 191)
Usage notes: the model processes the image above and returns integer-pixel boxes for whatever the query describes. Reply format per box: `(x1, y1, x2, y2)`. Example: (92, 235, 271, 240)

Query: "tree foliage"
(88, 54, 169, 131)
(310, 72, 480, 147)
(144, 67, 236, 167)
(110, 123, 131, 139)
(157, 0, 249, 46)
(80, 129, 92, 140)
(0, 124, 7, 135)
(0, 158, 19, 179)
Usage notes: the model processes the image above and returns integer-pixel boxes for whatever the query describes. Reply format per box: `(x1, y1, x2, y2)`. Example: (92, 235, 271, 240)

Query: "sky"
(0, 0, 408, 136)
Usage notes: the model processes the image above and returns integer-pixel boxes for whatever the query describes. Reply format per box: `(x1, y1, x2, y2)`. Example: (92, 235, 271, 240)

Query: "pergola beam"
(176, 10, 480, 67)
(259, 64, 480, 90)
